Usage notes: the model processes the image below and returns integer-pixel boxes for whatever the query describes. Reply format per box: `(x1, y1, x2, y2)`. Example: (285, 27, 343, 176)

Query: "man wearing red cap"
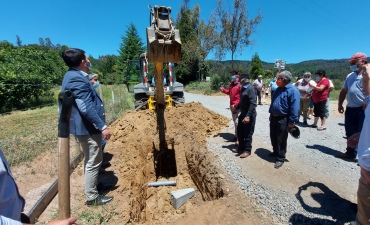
(337, 52, 368, 159)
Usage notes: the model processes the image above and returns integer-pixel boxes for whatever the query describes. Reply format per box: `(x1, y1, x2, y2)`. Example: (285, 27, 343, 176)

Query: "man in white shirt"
(253, 75, 263, 105)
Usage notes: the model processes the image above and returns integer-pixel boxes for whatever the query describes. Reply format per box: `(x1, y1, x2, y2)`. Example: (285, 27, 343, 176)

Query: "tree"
(117, 22, 145, 82)
(175, 1, 216, 83)
(16, 35, 22, 47)
(250, 53, 264, 80)
(213, 0, 262, 68)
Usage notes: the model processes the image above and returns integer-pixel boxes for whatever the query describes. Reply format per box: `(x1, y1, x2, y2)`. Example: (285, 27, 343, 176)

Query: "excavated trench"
(109, 102, 229, 223)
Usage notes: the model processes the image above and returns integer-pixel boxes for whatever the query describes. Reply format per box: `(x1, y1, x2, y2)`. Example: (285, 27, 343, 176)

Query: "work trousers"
(299, 98, 310, 122)
(356, 169, 370, 225)
(74, 133, 103, 201)
(270, 115, 289, 161)
(256, 90, 262, 104)
(230, 108, 240, 138)
(237, 113, 256, 153)
(345, 106, 365, 157)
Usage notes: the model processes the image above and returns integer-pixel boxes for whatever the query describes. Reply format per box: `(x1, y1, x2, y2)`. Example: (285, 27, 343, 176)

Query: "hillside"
(212, 57, 370, 80)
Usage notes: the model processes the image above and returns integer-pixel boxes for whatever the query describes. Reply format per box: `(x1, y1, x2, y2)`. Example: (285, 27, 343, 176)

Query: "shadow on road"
(254, 148, 276, 163)
(306, 144, 357, 162)
(291, 181, 356, 224)
(215, 132, 236, 142)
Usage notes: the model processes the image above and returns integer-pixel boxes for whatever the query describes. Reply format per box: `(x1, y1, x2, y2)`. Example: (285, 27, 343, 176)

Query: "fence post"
(57, 91, 73, 219)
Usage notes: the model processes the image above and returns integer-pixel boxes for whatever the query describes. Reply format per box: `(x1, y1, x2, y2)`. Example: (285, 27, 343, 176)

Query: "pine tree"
(117, 23, 145, 75)
(250, 53, 264, 80)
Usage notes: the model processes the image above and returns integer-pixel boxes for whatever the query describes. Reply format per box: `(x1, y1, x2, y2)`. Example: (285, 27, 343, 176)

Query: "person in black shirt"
(232, 73, 257, 158)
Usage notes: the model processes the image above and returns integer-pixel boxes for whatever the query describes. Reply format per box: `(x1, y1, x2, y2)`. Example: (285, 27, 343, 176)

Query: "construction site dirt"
(13, 94, 357, 225)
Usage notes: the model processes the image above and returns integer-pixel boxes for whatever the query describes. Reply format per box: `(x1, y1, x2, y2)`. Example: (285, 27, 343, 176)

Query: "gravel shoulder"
(185, 91, 358, 224)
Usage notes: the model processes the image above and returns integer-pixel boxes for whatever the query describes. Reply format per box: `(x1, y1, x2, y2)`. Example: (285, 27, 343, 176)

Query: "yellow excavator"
(146, 5, 182, 177)
(127, 5, 183, 111)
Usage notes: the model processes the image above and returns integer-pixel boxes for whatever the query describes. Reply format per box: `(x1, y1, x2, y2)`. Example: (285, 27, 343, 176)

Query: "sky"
(1, 0, 369, 64)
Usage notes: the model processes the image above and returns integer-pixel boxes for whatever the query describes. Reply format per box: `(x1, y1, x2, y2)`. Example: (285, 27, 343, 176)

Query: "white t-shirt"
(295, 79, 316, 99)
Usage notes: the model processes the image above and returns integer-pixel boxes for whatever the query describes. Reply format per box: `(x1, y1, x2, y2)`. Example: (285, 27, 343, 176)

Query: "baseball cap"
(349, 52, 367, 63)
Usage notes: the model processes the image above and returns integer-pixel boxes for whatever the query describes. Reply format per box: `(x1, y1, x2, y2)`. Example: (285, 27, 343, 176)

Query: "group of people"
(220, 52, 370, 224)
(2, 48, 369, 224)
(220, 69, 300, 168)
(1, 48, 115, 224)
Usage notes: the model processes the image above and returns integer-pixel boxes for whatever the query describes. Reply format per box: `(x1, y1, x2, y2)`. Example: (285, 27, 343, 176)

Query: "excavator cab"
(128, 53, 184, 110)
(146, 5, 181, 63)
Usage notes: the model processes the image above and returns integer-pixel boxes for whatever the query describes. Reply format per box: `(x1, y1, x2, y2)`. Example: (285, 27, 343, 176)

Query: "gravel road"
(184, 91, 358, 225)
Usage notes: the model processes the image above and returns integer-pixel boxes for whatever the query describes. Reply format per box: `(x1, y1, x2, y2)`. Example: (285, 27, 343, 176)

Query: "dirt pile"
(108, 102, 229, 223)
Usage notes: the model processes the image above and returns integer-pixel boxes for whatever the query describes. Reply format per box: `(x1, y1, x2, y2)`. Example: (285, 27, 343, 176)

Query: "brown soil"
(14, 102, 273, 225)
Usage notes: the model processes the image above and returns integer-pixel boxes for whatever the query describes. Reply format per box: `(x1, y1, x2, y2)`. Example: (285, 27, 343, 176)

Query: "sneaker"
(335, 152, 356, 159)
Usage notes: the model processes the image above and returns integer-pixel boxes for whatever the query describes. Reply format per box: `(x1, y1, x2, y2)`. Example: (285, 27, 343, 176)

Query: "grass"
(0, 84, 134, 166)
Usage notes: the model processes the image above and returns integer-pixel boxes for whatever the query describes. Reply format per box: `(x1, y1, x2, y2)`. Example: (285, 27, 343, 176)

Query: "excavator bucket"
(147, 5, 181, 63)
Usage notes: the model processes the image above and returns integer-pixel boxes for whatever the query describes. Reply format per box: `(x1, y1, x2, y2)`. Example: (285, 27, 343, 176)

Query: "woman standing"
(309, 70, 330, 131)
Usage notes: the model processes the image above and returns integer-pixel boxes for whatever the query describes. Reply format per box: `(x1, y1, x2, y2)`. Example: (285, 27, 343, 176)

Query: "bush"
(210, 74, 230, 90)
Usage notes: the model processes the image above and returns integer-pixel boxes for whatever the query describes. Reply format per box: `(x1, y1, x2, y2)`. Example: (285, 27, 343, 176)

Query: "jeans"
(325, 97, 330, 118)
(345, 106, 365, 156)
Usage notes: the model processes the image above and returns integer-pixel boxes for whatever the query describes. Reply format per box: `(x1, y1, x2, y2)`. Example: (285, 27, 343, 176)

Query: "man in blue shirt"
(269, 71, 300, 168)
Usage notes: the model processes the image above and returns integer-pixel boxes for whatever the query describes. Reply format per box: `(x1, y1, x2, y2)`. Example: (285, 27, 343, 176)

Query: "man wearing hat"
(269, 71, 300, 168)
(253, 75, 263, 105)
(336, 52, 368, 159)
(232, 73, 257, 158)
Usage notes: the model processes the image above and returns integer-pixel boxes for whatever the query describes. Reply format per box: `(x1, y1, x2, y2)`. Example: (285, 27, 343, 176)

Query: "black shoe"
(274, 161, 284, 169)
(86, 195, 113, 206)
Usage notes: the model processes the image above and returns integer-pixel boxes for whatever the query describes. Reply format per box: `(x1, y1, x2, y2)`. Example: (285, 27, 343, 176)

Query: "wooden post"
(57, 91, 73, 219)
